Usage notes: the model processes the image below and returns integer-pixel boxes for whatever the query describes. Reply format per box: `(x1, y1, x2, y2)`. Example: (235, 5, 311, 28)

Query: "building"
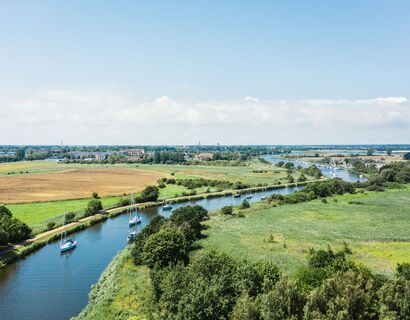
(193, 152, 213, 161)
(119, 148, 145, 157)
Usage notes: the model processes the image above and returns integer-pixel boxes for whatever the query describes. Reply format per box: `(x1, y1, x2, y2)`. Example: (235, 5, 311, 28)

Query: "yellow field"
(0, 168, 165, 204)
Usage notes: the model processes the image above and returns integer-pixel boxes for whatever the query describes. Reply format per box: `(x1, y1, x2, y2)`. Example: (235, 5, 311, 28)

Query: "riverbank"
(73, 186, 410, 319)
(0, 181, 315, 269)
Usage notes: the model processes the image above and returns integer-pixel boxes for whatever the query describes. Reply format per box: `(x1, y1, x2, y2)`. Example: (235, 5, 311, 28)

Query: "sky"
(0, 0, 409, 145)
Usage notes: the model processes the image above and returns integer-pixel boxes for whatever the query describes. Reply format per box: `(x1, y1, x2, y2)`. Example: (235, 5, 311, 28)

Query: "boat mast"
(61, 211, 66, 245)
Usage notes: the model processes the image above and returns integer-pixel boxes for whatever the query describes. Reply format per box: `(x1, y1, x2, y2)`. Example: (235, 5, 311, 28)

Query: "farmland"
(0, 168, 164, 204)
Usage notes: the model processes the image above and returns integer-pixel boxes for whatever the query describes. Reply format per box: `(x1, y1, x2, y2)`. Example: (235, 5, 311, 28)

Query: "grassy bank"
(74, 186, 410, 319)
(73, 247, 156, 320)
(198, 186, 410, 275)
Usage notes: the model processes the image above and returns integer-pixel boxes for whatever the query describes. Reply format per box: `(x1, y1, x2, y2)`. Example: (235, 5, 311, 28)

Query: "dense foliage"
(136, 185, 160, 203)
(269, 178, 355, 205)
(84, 199, 103, 217)
(0, 205, 32, 245)
(132, 206, 209, 265)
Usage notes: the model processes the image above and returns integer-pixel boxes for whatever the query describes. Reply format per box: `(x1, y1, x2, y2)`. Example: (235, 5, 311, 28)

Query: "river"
(0, 159, 366, 320)
(264, 155, 367, 183)
(0, 186, 303, 320)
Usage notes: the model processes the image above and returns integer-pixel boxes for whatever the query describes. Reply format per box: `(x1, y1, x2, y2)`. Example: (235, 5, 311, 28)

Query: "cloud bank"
(1, 89, 409, 144)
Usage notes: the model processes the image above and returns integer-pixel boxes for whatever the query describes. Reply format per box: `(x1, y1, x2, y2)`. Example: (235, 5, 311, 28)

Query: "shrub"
(396, 262, 410, 280)
(47, 222, 56, 230)
(65, 212, 76, 223)
(221, 205, 233, 215)
(240, 199, 250, 209)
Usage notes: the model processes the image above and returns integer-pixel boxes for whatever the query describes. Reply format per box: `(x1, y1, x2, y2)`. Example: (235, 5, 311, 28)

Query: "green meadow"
(198, 186, 410, 275)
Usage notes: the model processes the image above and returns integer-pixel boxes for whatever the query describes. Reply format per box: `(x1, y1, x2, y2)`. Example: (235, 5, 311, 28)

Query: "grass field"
(136, 161, 310, 186)
(198, 186, 410, 275)
(7, 196, 121, 229)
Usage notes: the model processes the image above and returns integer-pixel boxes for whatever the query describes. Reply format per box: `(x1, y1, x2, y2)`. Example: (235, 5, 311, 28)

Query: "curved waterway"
(264, 155, 367, 183)
(0, 186, 303, 320)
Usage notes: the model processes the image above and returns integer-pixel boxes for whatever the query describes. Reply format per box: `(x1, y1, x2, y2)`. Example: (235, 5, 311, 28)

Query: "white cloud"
(1, 89, 409, 144)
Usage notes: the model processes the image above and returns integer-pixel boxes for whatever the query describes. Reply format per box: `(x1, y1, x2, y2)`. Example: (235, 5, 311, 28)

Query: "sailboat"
(60, 211, 77, 253)
(162, 189, 172, 210)
(129, 190, 142, 226)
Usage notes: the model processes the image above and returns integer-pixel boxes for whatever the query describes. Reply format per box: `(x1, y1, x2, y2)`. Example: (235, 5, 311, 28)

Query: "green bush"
(142, 227, 188, 268)
(221, 205, 233, 215)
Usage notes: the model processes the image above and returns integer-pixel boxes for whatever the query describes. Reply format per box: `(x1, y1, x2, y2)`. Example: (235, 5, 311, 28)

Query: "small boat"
(233, 194, 241, 198)
(129, 215, 142, 226)
(162, 204, 172, 210)
(261, 196, 266, 200)
(127, 231, 138, 242)
(128, 189, 142, 226)
(60, 239, 77, 253)
(246, 195, 253, 199)
(60, 211, 77, 253)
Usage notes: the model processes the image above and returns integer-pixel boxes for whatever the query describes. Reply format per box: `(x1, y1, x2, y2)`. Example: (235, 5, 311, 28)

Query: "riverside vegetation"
(75, 161, 410, 319)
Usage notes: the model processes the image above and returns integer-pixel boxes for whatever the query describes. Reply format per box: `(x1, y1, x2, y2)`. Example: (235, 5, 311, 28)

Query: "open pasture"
(199, 187, 410, 275)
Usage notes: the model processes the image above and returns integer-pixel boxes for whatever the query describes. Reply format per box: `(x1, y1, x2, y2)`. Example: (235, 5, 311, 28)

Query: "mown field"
(198, 186, 410, 275)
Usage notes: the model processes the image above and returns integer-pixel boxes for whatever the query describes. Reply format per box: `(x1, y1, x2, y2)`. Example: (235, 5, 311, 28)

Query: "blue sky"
(0, 1, 409, 144)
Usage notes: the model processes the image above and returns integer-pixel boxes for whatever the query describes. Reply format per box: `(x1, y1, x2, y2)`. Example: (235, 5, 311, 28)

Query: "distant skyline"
(1, 1, 409, 144)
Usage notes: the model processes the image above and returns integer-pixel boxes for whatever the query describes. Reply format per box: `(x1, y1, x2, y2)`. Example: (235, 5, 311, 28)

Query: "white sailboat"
(162, 188, 172, 210)
(129, 190, 142, 226)
(60, 211, 77, 253)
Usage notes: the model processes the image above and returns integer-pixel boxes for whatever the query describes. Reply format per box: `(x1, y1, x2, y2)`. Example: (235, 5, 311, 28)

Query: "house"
(193, 152, 213, 161)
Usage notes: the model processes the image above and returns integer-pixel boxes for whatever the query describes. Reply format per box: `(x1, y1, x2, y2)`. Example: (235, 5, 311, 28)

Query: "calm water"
(0, 186, 303, 320)
(264, 155, 367, 183)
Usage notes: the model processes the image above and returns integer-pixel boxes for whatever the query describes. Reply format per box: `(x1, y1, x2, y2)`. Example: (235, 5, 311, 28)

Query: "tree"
(142, 227, 188, 268)
(367, 149, 374, 156)
(175, 250, 241, 320)
(259, 277, 306, 320)
(15, 148, 25, 160)
(170, 205, 208, 243)
(403, 152, 410, 160)
(84, 199, 102, 216)
(230, 293, 260, 320)
(137, 185, 159, 202)
(92, 192, 99, 199)
(239, 260, 281, 296)
(0, 206, 32, 245)
(304, 271, 379, 320)
(0, 206, 12, 218)
(221, 205, 233, 215)
(386, 148, 393, 156)
(132, 215, 166, 265)
(396, 262, 410, 280)
(240, 199, 250, 209)
(378, 279, 410, 319)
